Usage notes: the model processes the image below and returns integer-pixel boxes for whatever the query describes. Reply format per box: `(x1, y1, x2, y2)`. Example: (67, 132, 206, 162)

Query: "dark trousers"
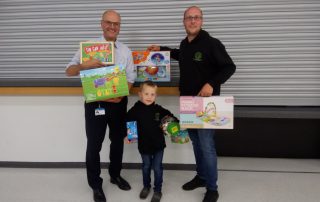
(141, 150, 164, 193)
(84, 97, 128, 189)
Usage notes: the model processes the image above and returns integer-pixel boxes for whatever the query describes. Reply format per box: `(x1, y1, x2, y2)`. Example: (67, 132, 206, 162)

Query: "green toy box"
(80, 65, 129, 103)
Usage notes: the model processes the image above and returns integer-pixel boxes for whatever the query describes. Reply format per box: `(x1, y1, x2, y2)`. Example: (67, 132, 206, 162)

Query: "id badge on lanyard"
(95, 103, 105, 116)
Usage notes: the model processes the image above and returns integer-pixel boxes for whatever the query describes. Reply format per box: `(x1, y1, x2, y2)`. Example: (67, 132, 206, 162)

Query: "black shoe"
(151, 192, 162, 202)
(139, 187, 150, 199)
(182, 175, 206, 190)
(203, 190, 219, 202)
(110, 176, 131, 190)
(93, 188, 106, 202)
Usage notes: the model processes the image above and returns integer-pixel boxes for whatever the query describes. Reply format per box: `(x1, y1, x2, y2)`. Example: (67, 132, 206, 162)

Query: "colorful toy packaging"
(80, 65, 129, 103)
(132, 51, 170, 82)
(170, 129, 190, 144)
(180, 96, 234, 129)
(125, 121, 138, 144)
(80, 41, 114, 65)
(160, 115, 190, 144)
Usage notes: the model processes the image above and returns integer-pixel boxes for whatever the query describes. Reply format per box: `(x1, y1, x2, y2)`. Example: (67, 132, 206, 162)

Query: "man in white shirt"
(66, 10, 135, 202)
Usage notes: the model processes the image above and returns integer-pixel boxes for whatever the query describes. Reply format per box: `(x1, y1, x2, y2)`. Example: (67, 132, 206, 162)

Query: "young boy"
(127, 81, 178, 202)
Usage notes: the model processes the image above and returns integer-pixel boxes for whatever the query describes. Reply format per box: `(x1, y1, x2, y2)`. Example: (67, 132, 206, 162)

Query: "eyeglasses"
(102, 20, 120, 28)
(184, 16, 203, 22)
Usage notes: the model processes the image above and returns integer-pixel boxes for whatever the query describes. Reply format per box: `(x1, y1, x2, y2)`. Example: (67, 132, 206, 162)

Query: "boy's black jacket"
(127, 101, 177, 154)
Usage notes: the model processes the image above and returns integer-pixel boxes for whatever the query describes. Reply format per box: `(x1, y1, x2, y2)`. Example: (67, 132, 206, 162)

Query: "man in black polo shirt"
(147, 6, 236, 202)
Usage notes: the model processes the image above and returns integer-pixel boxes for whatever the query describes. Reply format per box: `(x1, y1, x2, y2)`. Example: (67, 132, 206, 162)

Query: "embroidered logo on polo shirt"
(193, 51, 203, 61)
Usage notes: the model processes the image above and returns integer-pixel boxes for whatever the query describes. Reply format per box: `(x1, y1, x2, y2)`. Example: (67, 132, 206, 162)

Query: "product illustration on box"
(125, 121, 138, 144)
(132, 51, 170, 82)
(161, 115, 190, 144)
(80, 65, 129, 103)
(180, 96, 234, 129)
(80, 41, 114, 65)
(170, 129, 190, 144)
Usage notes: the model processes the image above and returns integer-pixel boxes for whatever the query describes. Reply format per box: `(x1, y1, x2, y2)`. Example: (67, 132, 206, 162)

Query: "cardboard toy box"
(80, 41, 114, 65)
(125, 121, 138, 144)
(80, 65, 129, 103)
(180, 96, 234, 129)
(132, 51, 170, 82)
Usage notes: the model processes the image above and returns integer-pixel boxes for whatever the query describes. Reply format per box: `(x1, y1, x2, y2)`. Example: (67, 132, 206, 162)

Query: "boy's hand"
(124, 136, 130, 144)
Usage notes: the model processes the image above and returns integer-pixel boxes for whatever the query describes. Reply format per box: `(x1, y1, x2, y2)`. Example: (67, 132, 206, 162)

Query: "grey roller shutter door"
(0, 0, 319, 106)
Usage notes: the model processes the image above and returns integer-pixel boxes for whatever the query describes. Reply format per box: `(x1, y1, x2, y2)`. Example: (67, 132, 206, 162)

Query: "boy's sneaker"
(203, 190, 219, 202)
(151, 192, 162, 202)
(139, 187, 150, 199)
(182, 175, 206, 190)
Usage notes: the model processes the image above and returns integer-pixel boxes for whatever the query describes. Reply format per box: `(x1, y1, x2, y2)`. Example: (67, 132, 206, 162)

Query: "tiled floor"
(0, 157, 320, 202)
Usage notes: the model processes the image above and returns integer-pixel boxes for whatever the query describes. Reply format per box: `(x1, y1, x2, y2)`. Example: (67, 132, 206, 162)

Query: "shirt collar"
(99, 36, 119, 48)
(114, 40, 119, 49)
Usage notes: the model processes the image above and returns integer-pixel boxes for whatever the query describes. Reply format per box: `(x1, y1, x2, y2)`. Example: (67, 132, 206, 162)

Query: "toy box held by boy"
(80, 65, 129, 103)
(180, 96, 234, 129)
(80, 41, 114, 65)
(126, 121, 138, 144)
(132, 51, 170, 82)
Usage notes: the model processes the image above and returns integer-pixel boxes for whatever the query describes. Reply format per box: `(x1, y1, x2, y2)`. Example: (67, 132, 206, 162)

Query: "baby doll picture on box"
(180, 96, 234, 129)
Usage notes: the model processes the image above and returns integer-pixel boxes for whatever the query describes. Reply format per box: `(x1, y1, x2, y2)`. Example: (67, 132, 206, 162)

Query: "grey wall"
(0, 0, 320, 106)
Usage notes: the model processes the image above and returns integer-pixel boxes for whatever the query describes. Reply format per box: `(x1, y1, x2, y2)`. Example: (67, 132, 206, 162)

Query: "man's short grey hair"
(184, 6, 203, 18)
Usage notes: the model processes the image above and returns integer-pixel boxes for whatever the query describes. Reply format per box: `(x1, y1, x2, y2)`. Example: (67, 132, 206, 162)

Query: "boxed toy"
(80, 41, 114, 65)
(80, 65, 129, 103)
(160, 115, 190, 144)
(125, 121, 138, 144)
(170, 129, 190, 144)
(180, 96, 234, 129)
(132, 51, 170, 82)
